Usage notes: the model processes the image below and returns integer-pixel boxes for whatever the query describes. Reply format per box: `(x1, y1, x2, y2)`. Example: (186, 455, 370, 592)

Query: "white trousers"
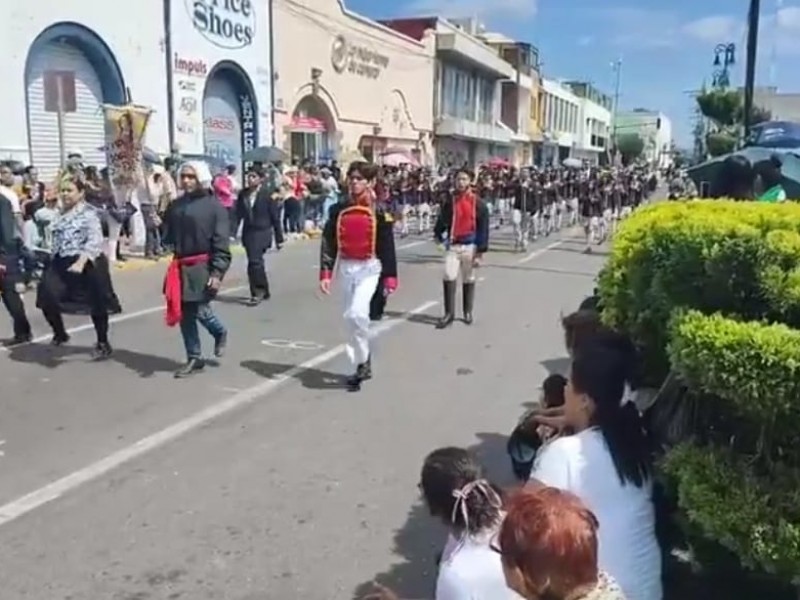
(339, 258, 381, 368)
(444, 244, 476, 283)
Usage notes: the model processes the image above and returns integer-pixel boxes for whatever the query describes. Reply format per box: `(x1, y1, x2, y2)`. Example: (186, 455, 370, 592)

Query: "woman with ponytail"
(365, 447, 522, 600)
(528, 342, 661, 600)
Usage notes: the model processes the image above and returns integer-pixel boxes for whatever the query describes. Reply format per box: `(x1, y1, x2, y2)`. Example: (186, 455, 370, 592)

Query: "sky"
(343, 0, 800, 148)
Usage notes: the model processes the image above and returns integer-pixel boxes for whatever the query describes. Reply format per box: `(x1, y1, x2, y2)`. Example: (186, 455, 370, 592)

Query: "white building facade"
(575, 99, 611, 164)
(385, 17, 514, 167)
(540, 78, 580, 166)
(0, 0, 273, 180)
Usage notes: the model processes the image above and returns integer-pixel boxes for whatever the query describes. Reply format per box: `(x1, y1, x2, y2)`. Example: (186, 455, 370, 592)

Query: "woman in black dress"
(36, 176, 118, 359)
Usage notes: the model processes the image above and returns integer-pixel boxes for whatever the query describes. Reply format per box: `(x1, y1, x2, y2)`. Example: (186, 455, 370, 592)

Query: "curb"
(112, 245, 247, 273)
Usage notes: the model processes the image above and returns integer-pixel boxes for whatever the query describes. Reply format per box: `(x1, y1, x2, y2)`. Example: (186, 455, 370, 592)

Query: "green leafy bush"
(599, 201, 800, 589)
(599, 201, 800, 383)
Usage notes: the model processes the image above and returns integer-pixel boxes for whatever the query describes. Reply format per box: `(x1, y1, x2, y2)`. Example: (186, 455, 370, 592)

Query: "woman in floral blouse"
(495, 487, 627, 600)
(35, 175, 118, 359)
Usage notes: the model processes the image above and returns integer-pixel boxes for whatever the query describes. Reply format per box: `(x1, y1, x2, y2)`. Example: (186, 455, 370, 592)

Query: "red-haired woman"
(496, 487, 626, 600)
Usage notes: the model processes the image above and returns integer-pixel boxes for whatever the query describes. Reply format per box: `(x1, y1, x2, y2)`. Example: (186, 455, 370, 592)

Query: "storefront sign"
(179, 96, 198, 115)
(331, 34, 389, 79)
(187, 0, 255, 49)
(240, 95, 256, 152)
(174, 54, 208, 77)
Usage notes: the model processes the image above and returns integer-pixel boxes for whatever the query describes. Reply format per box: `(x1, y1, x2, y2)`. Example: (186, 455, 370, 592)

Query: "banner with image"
(103, 104, 153, 192)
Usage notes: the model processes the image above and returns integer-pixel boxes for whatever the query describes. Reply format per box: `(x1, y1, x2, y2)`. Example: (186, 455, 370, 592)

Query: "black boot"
(436, 280, 456, 329)
(346, 356, 372, 392)
(463, 282, 475, 325)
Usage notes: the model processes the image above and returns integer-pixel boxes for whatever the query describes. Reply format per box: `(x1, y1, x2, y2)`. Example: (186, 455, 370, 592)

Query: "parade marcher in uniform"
(36, 175, 116, 358)
(163, 161, 232, 378)
(319, 161, 398, 392)
(433, 168, 490, 329)
(234, 166, 284, 306)
(0, 170, 33, 346)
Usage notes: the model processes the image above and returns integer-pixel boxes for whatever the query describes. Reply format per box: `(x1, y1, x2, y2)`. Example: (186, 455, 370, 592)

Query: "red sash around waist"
(164, 253, 209, 327)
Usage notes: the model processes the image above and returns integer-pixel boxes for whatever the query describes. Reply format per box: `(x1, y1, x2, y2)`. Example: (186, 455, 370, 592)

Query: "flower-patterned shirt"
(51, 202, 104, 261)
(582, 572, 627, 600)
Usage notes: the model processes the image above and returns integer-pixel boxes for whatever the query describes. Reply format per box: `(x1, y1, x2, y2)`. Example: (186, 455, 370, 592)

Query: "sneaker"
(174, 358, 205, 379)
(51, 333, 70, 347)
(91, 342, 113, 360)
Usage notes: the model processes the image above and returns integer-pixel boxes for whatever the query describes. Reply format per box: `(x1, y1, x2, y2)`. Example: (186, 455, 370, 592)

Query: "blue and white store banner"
(170, 0, 273, 170)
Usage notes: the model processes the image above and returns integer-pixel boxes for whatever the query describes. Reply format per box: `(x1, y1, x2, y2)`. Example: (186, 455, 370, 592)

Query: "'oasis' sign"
(186, 0, 255, 49)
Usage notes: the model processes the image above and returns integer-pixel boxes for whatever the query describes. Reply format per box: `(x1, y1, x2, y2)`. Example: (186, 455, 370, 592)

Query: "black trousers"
(0, 260, 32, 339)
(243, 231, 270, 299)
(37, 256, 109, 344)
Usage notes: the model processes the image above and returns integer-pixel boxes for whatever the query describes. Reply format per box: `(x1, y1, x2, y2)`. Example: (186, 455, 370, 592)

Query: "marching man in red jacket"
(319, 162, 398, 392)
(433, 168, 490, 328)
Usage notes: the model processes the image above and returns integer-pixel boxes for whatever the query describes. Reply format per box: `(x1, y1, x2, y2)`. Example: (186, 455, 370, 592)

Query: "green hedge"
(662, 443, 800, 579)
(669, 311, 800, 429)
(599, 201, 800, 383)
(599, 201, 800, 588)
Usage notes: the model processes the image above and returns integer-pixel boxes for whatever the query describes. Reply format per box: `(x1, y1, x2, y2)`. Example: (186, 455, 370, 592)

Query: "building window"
(477, 78, 494, 124)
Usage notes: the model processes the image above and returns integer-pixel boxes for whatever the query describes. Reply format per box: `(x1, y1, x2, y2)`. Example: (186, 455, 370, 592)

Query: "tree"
(615, 133, 645, 163)
(706, 132, 737, 157)
(735, 104, 772, 126)
(696, 88, 741, 127)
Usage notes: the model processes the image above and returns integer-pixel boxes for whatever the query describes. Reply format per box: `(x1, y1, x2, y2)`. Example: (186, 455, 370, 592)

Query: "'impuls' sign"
(187, 0, 256, 49)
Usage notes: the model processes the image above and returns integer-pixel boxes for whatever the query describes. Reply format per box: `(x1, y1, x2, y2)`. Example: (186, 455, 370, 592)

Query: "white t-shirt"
(436, 531, 523, 600)
(0, 185, 21, 214)
(531, 428, 663, 600)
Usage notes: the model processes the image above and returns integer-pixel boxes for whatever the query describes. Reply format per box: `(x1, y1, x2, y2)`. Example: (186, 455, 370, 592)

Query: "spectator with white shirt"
(527, 341, 662, 600)
(365, 447, 523, 600)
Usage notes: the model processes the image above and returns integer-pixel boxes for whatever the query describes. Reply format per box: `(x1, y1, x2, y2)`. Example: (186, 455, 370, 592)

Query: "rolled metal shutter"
(26, 42, 107, 181)
(203, 76, 242, 172)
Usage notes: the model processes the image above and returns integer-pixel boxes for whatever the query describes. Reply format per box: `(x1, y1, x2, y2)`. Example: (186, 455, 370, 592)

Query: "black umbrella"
(243, 146, 288, 163)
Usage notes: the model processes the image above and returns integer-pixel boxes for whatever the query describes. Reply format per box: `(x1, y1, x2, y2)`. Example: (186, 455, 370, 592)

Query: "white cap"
(179, 160, 213, 186)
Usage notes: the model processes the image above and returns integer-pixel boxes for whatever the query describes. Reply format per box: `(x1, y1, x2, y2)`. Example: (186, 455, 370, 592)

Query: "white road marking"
(518, 240, 565, 264)
(397, 240, 427, 250)
(0, 440, 5, 458)
(0, 299, 439, 528)
(0, 285, 248, 352)
(261, 339, 324, 351)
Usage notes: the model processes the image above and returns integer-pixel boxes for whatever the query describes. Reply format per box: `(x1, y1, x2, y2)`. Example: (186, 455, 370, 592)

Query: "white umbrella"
(562, 157, 582, 169)
(382, 152, 419, 167)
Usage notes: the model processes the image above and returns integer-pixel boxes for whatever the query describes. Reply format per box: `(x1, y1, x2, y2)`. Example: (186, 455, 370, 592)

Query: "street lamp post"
(611, 58, 622, 160)
(712, 43, 736, 88)
(743, 0, 761, 139)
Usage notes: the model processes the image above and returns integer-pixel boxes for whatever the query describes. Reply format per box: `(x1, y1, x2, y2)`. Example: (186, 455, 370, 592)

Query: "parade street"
(0, 228, 602, 600)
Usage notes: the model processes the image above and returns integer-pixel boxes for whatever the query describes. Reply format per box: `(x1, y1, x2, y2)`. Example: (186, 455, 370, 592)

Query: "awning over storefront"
(288, 116, 327, 133)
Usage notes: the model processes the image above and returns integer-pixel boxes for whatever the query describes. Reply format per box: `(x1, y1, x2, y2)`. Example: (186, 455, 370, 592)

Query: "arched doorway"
(289, 95, 335, 163)
(202, 60, 258, 183)
(25, 23, 126, 179)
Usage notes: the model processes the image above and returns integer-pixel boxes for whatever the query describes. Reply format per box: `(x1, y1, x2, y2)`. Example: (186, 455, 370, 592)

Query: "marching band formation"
(0, 159, 659, 390)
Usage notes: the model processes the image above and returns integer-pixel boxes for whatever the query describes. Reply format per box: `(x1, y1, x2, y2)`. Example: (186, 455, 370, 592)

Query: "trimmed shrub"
(662, 443, 800, 578)
(599, 201, 800, 383)
(599, 201, 800, 590)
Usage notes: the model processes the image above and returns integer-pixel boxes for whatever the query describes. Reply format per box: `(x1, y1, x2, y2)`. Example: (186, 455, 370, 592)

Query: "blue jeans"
(179, 301, 226, 360)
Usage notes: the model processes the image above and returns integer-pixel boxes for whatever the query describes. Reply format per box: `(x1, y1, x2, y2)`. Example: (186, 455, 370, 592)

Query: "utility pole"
(743, 0, 761, 139)
(611, 58, 622, 162)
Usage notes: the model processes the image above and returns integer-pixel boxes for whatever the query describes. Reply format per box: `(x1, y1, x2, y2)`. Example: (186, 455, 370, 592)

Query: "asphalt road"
(0, 225, 604, 600)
